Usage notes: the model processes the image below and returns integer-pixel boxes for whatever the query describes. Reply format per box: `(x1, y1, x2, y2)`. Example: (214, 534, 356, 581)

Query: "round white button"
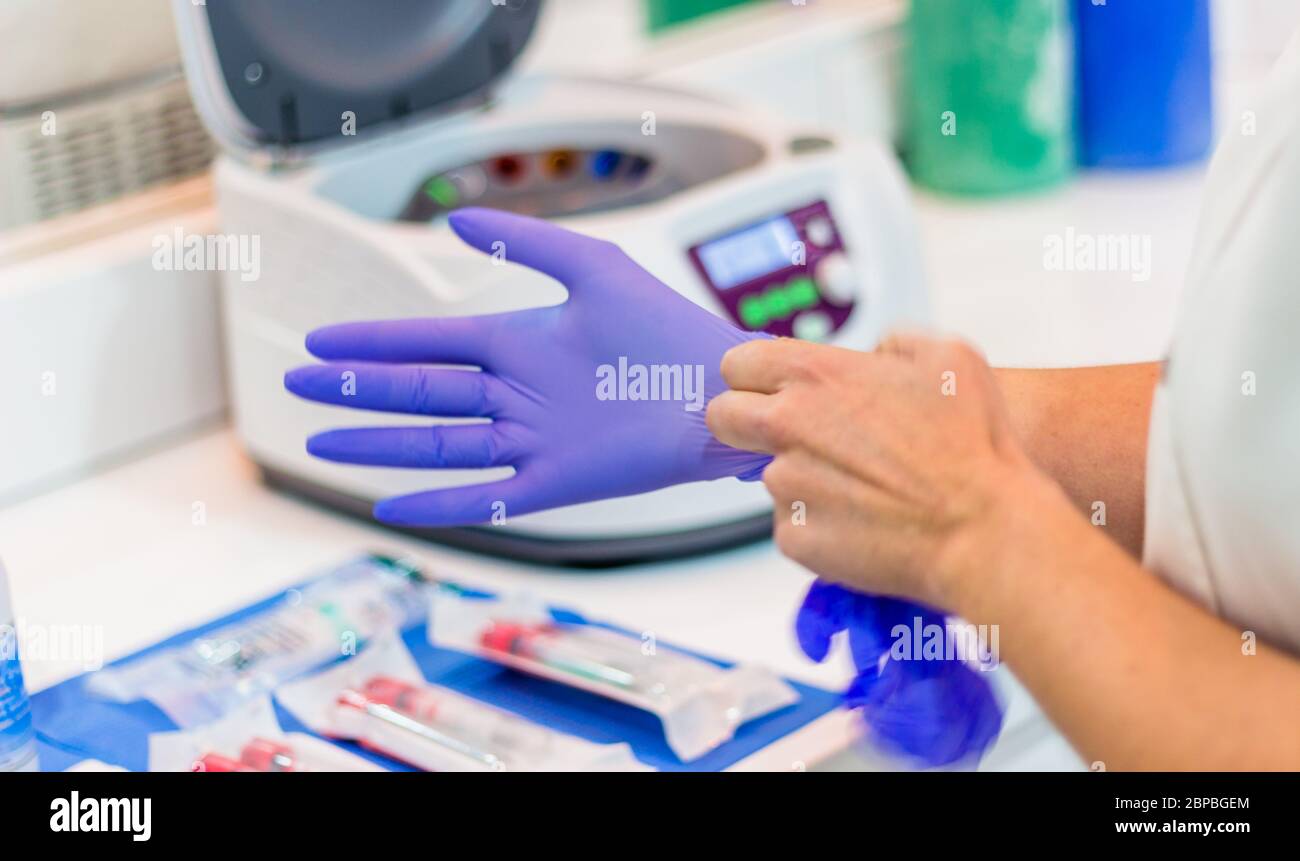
(793, 311, 833, 342)
(814, 252, 857, 306)
(806, 217, 835, 248)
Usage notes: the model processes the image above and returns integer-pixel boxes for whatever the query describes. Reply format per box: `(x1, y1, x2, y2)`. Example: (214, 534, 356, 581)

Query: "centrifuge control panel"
(687, 201, 857, 340)
(399, 148, 658, 222)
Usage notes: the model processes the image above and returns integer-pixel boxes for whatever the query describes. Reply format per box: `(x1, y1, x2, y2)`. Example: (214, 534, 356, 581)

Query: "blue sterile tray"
(31, 566, 841, 772)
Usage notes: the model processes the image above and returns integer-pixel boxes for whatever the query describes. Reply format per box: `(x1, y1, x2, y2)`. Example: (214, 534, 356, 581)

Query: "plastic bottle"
(1074, 0, 1212, 168)
(0, 559, 38, 772)
(905, 0, 1074, 196)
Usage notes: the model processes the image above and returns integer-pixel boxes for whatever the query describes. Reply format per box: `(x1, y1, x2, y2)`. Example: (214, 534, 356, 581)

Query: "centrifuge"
(171, 0, 927, 565)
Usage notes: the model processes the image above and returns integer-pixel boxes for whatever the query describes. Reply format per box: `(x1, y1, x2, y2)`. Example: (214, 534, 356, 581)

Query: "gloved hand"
(287, 209, 999, 765)
(284, 207, 771, 526)
(796, 581, 1004, 768)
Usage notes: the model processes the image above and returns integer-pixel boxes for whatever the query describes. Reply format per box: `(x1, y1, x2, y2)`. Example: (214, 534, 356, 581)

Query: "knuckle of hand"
(480, 428, 502, 466)
(718, 348, 743, 385)
(417, 427, 444, 467)
(786, 350, 826, 383)
(757, 400, 793, 447)
(773, 519, 805, 560)
(409, 370, 436, 414)
(945, 338, 982, 368)
(705, 392, 734, 435)
(491, 420, 526, 464)
(761, 457, 792, 495)
(721, 340, 764, 382)
(473, 372, 496, 416)
(769, 394, 810, 446)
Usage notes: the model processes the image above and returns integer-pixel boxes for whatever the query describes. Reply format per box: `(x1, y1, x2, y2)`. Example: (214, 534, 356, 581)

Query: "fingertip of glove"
(303, 329, 330, 358)
(283, 364, 315, 392)
(373, 498, 430, 527)
(794, 612, 833, 664)
(796, 636, 831, 664)
(304, 431, 336, 460)
(447, 207, 496, 245)
(371, 499, 400, 524)
(447, 206, 489, 224)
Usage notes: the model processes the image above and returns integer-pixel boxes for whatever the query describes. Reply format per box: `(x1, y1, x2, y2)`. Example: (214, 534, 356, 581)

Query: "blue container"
(0, 644, 36, 771)
(1074, 0, 1213, 168)
(0, 560, 37, 772)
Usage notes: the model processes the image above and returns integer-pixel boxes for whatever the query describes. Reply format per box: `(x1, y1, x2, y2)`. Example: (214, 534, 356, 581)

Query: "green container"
(645, 0, 761, 33)
(905, 0, 1073, 196)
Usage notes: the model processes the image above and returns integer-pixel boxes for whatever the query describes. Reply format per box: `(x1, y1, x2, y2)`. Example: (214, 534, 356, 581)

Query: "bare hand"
(707, 332, 1049, 609)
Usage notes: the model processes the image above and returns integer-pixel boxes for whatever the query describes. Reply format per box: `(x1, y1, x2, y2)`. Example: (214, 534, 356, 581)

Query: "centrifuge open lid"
(172, 0, 542, 155)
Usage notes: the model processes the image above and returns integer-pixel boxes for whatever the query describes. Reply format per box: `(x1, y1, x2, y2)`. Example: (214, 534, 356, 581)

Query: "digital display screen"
(695, 216, 800, 290)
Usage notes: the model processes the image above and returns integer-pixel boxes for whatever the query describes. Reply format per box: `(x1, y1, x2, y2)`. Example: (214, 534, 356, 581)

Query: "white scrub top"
(1143, 30, 1300, 655)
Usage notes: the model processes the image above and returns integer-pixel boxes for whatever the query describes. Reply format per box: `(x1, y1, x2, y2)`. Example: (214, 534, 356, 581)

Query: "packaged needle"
(276, 635, 648, 772)
(149, 696, 383, 772)
(87, 555, 433, 727)
(429, 589, 798, 761)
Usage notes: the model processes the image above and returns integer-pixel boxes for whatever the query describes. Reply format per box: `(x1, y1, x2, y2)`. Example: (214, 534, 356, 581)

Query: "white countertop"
(0, 164, 1211, 771)
(0, 426, 865, 769)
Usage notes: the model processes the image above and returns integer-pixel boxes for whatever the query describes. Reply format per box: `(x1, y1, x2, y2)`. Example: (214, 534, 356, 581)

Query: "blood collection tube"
(194, 753, 257, 773)
(340, 676, 553, 768)
(240, 738, 304, 772)
(479, 621, 640, 692)
(361, 676, 439, 722)
(336, 687, 503, 771)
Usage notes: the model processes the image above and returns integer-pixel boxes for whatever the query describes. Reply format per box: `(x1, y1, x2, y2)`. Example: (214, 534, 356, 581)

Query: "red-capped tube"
(241, 738, 301, 772)
(360, 676, 439, 722)
(480, 620, 551, 655)
(194, 753, 256, 773)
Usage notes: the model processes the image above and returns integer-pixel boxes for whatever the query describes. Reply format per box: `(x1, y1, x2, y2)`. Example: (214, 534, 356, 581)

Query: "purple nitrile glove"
(284, 207, 771, 526)
(286, 209, 1001, 765)
(796, 581, 1004, 768)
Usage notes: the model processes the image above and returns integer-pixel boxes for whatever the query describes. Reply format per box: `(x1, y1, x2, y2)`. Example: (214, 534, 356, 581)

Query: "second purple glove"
(796, 581, 1004, 768)
(284, 207, 771, 526)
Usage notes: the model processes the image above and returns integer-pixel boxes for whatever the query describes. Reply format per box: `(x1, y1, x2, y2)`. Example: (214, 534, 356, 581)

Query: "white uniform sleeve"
(1143, 30, 1300, 655)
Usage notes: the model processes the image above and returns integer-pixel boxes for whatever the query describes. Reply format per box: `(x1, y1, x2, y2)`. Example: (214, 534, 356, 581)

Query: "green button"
(763, 287, 793, 319)
(423, 176, 460, 208)
(738, 294, 768, 329)
(786, 277, 819, 310)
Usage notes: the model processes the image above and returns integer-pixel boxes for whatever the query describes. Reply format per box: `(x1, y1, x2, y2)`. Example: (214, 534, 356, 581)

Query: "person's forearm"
(946, 471, 1300, 771)
(994, 363, 1159, 557)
